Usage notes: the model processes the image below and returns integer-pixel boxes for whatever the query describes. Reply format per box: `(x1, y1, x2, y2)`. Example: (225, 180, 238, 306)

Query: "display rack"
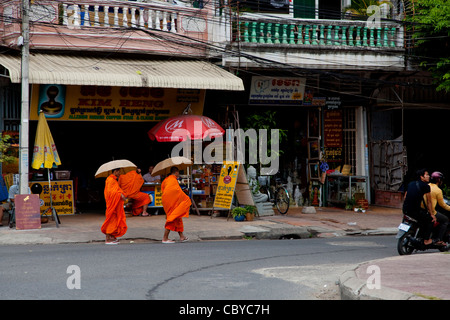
(191, 163, 222, 212)
(326, 174, 368, 205)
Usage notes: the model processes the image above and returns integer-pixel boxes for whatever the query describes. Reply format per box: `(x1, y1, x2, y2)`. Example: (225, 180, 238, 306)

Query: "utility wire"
(0, 0, 447, 102)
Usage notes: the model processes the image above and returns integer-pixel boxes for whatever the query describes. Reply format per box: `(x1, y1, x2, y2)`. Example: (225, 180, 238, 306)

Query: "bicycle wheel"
(275, 187, 289, 214)
(259, 185, 272, 203)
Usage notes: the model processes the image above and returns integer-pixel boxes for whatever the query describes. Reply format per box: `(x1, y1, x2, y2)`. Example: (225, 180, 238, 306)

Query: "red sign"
(14, 194, 41, 230)
(324, 109, 342, 148)
(323, 109, 343, 163)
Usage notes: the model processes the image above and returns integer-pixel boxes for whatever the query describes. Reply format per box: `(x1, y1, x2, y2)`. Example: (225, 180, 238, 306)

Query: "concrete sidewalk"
(1, 205, 449, 300)
(0, 205, 400, 244)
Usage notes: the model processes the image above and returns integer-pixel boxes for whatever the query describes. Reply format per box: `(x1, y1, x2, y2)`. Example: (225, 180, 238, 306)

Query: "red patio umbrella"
(148, 114, 225, 142)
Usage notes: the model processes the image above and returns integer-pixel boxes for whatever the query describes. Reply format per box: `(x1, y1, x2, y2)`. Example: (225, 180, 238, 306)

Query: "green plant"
(407, 0, 450, 93)
(244, 205, 257, 214)
(345, 197, 355, 210)
(231, 207, 247, 218)
(0, 134, 15, 164)
(243, 110, 288, 174)
(443, 184, 450, 198)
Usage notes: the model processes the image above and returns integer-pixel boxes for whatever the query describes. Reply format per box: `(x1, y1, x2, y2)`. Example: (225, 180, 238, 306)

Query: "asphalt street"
(0, 235, 395, 300)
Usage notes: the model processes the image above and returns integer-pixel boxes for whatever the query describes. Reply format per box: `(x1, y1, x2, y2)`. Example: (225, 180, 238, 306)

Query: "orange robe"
(161, 175, 191, 232)
(101, 174, 127, 238)
(119, 171, 151, 215)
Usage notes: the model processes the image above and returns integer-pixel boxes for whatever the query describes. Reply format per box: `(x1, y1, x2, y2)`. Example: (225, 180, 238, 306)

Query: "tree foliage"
(0, 134, 15, 164)
(408, 0, 450, 92)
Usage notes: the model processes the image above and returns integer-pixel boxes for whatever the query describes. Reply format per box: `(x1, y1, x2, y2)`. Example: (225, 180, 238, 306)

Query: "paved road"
(0, 235, 396, 300)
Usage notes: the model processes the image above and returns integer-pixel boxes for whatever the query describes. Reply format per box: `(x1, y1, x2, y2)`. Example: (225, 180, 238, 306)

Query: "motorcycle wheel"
(397, 232, 415, 255)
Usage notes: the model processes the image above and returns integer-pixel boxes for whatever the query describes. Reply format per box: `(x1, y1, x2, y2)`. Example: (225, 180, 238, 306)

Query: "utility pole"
(19, 0, 30, 194)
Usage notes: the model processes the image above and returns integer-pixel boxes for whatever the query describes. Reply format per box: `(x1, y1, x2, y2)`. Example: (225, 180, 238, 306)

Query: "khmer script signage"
(249, 77, 306, 106)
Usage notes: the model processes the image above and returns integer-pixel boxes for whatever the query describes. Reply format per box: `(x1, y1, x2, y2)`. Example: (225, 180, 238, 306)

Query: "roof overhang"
(0, 53, 244, 91)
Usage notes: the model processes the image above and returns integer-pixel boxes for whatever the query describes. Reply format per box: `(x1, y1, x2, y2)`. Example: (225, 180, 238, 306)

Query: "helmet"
(431, 171, 444, 183)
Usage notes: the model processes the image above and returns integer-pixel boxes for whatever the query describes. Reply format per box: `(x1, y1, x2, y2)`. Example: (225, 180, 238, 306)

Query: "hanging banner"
(30, 85, 205, 121)
(213, 162, 240, 209)
(323, 109, 343, 163)
(249, 76, 306, 106)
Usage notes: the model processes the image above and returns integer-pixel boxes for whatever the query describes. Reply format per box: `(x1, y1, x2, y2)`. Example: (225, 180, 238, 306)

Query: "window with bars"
(342, 107, 356, 175)
(0, 86, 21, 132)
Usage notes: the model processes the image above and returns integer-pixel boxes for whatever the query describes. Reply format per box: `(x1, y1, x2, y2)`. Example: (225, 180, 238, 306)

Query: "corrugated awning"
(0, 53, 244, 91)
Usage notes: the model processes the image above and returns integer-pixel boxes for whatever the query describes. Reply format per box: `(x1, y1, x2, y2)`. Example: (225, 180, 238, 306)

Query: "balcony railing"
(232, 16, 403, 49)
(0, 0, 211, 57)
(0, 0, 404, 62)
(59, 1, 189, 33)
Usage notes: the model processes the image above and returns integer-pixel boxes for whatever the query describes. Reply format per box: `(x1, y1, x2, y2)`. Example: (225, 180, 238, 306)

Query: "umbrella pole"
(48, 168, 60, 227)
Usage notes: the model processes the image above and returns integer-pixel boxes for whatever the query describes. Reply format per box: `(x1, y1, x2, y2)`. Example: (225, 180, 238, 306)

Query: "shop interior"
(24, 104, 313, 214)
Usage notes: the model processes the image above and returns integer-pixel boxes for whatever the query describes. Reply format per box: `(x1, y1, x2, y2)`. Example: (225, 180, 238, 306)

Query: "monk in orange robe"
(161, 166, 191, 243)
(119, 169, 151, 216)
(101, 168, 128, 244)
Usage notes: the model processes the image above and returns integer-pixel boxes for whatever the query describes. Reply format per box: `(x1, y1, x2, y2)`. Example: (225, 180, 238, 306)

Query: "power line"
(0, 1, 447, 99)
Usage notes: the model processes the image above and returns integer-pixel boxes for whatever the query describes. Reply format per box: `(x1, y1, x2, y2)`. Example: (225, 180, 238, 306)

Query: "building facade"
(1, 0, 448, 210)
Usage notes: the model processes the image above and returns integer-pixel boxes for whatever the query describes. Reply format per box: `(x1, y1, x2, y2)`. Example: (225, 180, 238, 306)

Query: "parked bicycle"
(259, 177, 290, 215)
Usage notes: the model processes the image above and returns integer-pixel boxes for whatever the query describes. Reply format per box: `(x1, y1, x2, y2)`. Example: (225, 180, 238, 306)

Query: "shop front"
(0, 53, 244, 213)
(27, 84, 208, 214)
(224, 72, 370, 209)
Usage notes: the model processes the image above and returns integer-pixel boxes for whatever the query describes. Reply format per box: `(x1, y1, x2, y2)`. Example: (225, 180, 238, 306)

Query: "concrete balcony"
(223, 14, 405, 71)
(0, 0, 214, 58)
(0, 0, 405, 71)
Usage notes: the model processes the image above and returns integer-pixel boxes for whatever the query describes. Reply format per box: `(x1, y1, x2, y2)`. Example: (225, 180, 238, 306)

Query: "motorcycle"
(396, 197, 450, 255)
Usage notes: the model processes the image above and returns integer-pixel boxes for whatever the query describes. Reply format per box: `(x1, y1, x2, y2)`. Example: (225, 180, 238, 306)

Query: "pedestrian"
(423, 171, 449, 245)
(143, 165, 161, 183)
(402, 169, 435, 246)
(161, 166, 191, 244)
(119, 168, 152, 216)
(101, 168, 128, 245)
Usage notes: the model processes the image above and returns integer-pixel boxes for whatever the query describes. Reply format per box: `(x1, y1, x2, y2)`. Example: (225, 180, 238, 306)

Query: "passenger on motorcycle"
(403, 169, 435, 246)
(422, 171, 449, 246)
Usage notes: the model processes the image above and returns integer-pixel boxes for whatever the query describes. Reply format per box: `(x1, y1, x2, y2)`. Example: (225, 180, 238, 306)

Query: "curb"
(0, 224, 398, 245)
(239, 224, 312, 239)
(338, 263, 426, 300)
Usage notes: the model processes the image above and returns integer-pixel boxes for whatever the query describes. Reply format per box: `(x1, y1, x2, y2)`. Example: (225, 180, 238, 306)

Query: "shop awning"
(0, 53, 244, 91)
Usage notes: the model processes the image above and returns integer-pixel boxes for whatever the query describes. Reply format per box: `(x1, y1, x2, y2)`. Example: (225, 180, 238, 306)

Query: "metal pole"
(19, 0, 30, 194)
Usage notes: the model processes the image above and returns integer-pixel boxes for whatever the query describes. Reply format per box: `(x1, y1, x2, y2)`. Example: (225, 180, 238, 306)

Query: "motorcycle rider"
(422, 171, 449, 246)
(403, 169, 435, 246)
